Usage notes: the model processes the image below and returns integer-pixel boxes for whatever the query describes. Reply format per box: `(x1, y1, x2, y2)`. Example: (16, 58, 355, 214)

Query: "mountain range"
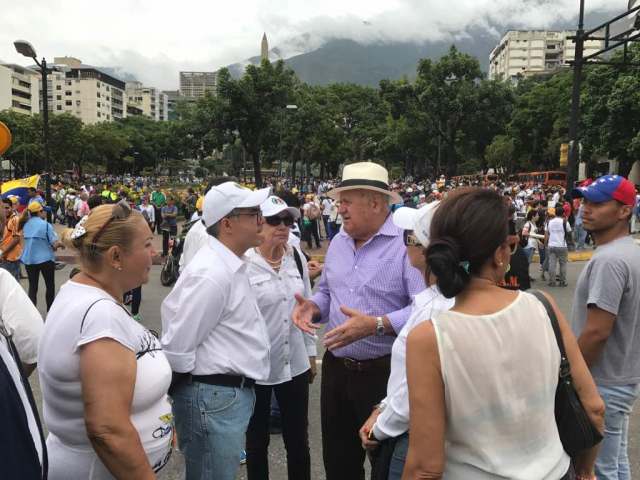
(227, 10, 617, 87)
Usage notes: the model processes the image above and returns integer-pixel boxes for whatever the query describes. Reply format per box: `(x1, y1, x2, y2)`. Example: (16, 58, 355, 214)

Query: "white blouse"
(246, 247, 317, 385)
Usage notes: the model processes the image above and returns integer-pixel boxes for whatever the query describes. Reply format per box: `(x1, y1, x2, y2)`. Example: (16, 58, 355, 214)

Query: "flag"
(1, 175, 40, 207)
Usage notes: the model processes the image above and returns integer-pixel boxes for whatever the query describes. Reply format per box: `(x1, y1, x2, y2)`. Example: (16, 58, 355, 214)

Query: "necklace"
(256, 246, 285, 268)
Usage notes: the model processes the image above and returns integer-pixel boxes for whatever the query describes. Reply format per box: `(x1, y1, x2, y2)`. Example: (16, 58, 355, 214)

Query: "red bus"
(511, 171, 567, 187)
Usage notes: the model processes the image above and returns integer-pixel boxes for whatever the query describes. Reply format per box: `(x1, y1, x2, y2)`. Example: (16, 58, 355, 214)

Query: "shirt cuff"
(386, 309, 409, 335)
(163, 350, 195, 373)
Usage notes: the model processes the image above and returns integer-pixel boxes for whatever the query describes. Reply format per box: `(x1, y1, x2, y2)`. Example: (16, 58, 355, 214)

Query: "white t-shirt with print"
(39, 281, 173, 479)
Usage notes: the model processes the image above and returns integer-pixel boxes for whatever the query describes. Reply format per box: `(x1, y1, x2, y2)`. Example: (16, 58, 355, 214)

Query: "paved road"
(25, 260, 639, 479)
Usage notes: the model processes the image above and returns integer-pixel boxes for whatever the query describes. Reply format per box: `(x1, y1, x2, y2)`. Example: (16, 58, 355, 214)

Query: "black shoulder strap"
(530, 290, 571, 380)
(79, 297, 131, 333)
(292, 247, 304, 279)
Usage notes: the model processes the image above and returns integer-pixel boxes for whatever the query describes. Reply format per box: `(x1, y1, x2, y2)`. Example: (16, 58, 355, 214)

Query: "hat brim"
(572, 187, 609, 203)
(327, 185, 402, 205)
(238, 187, 271, 208)
(263, 205, 301, 220)
(392, 207, 419, 230)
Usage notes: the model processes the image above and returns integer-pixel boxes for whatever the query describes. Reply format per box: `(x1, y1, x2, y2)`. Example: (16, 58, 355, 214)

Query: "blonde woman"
(38, 201, 173, 479)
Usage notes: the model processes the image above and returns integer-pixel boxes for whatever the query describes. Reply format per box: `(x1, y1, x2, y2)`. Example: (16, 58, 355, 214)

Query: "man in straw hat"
(292, 162, 424, 479)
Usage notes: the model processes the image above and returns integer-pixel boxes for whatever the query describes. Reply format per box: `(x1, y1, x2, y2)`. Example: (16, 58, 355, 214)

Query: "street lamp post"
(14, 40, 51, 221)
(279, 104, 297, 177)
(567, 0, 586, 192)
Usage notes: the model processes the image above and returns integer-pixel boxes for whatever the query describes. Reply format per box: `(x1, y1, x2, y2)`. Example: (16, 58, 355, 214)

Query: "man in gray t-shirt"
(570, 175, 639, 479)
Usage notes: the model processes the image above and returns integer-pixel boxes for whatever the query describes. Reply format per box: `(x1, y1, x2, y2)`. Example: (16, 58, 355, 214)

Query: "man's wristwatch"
(375, 316, 385, 336)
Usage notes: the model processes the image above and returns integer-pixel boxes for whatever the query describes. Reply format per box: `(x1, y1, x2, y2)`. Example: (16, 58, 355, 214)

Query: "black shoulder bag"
(530, 290, 602, 457)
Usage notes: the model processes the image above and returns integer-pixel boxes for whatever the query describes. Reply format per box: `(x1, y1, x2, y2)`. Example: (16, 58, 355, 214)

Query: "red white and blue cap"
(572, 175, 636, 206)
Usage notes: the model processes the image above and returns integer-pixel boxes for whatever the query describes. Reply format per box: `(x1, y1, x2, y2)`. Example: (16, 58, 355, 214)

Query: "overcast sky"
(0, 0, 626, 90)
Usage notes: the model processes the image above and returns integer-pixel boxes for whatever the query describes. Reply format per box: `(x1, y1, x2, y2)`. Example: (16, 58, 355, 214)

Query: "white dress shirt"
(179, 219, 208, 273)
(372, 286, 454, 440)
(0, 269, 43, 364)
(246, 247, 317, 385)
(161, 236, 271, 381)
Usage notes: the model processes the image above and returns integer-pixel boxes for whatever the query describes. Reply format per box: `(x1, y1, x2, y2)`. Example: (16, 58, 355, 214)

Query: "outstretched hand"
(292, 293, 321, 334)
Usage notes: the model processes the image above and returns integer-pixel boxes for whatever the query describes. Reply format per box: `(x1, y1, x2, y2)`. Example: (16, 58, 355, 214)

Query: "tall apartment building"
(179, 71, 217, 99)
(0, 63, 40, 115)
(44, 57, 126, 124)
(489, 30, 604, 81)
(163, 90, 180, 120)
(126, 81, 168, 121)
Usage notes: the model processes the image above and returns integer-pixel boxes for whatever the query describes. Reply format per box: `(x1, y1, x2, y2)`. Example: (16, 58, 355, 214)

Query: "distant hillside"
(227, 9, 618, 86)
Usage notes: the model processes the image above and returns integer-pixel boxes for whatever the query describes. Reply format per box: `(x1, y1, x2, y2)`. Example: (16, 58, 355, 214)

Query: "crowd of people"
(0, 162, 639, 480)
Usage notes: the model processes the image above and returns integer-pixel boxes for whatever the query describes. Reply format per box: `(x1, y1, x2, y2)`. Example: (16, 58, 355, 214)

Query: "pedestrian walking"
(545, 207, 571, 287)
(161, 181, 271, 480)
(0, 198, 24, 281)
(160, 198, 178, 257)
(20, 202, 65, 311)
(402, 187, 604, 480)
(38, 201, 173, 479)
(571, 175, 640, 479)
(292, 162, 424, 480)
(245, 195, 317, 480)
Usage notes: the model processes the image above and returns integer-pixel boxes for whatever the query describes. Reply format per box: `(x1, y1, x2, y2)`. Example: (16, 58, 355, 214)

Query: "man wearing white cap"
(358, 202, 453, 479)
(161, 181, 271, 480)
(292, 162, 424, 480)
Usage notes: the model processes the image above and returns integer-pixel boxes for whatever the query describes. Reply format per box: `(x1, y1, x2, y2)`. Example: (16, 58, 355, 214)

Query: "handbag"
(530, 291, 603, 457)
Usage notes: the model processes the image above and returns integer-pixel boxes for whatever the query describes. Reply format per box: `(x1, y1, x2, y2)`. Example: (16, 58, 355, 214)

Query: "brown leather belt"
(334, 353, 391, 372)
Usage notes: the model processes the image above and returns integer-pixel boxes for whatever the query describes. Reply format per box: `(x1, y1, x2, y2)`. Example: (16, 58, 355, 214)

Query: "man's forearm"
(3, 237, 19, 256)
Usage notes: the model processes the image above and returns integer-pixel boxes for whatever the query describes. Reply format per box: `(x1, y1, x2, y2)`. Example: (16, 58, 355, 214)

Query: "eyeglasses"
(227, 209, 263, 224)
(403, 230, 421, 247)
(265, 215, 295, 227)
(90, 200, 132, 251)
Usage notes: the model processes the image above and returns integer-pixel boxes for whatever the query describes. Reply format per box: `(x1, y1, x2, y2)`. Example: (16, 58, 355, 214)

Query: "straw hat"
(327, 162, 402, 204)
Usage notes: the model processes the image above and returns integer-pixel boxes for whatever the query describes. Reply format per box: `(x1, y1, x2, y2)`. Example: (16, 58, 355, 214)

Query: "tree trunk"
(446, 131, 457, 177)
(251, 146, 262, 187)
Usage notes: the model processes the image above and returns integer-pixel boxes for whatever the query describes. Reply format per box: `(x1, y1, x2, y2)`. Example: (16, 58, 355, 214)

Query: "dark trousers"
(124, 286, 142, 315)
(304, 219, 321, 249)
(162, 226, 177, 256)
(321, 350, 391, 480)
(246, 370, 311, 480)
(154, 206, 162, 234)
(25, 260, 55, 311)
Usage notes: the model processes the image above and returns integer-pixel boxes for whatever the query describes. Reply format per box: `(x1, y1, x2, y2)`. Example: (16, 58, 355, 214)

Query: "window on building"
(56, 95, 62, 100)
(106, 86, 110, 91)
(76, 100, 81, 106)
(65, 100, 72, 106)
(97, 92, 101, 98)
(97, 102, 101, 107)
(97, 112, 101, 117)
(65, 91, 72, 96)
(97, 81, 100, 87)
(57, 105, 62, 111)
(56, 85, 62, 90)
(66, 81, 72, 86)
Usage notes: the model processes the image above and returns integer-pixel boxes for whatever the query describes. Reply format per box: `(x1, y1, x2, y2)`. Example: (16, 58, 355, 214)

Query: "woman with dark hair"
(401, 187, 605, 480)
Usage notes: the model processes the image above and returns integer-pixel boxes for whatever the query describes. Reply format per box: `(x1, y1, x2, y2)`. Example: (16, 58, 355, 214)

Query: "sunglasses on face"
(403, 230, 421, 247)
(265, 215, 295, 227)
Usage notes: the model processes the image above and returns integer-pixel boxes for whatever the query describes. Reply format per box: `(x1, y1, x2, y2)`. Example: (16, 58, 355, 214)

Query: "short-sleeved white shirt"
(39, 281, 173, 476)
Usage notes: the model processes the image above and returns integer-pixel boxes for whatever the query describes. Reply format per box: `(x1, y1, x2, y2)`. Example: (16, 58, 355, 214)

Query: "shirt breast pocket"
(249, 273, 277, 307)
(362, 259, 403, 294)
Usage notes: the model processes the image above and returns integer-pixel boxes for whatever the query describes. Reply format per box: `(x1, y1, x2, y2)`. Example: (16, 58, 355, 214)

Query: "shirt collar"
(208, 236, 245, 273)
(339, 213, 400, 240)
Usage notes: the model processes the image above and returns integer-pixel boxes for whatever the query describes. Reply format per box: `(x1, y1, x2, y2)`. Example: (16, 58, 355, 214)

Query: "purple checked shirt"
(310, 214, 425, 360)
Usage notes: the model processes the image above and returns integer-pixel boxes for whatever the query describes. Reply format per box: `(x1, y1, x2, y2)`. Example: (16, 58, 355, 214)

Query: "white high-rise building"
(126, 81, 168, 121)
(0, 63, 40, 115)
(179, 71, 217, 99)
(489, 30, 605, 81)
(44, 57, 126, 124)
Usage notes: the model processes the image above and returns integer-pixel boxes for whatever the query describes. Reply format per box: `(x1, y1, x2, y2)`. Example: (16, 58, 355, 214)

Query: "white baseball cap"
(392, 201, 440, 247)
(260, 196, 301, 219)
(202, 181, 271, 228)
